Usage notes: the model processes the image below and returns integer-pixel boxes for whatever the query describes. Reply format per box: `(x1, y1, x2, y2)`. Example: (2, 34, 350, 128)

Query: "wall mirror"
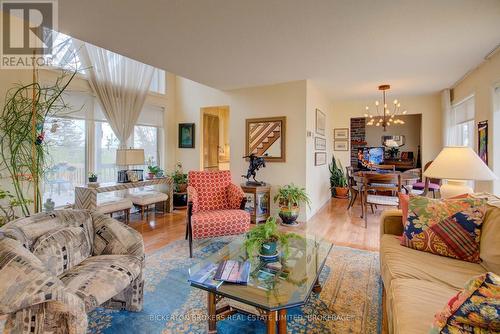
(245, 116, 286, 162)
(381, 135, 405, 147)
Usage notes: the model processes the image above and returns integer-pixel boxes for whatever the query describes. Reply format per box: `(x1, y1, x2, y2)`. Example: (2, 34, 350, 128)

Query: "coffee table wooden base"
(206, 287, 325, 334)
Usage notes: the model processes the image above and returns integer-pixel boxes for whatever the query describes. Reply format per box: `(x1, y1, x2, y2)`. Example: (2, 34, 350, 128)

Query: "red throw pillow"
(398, 193, 410, 224)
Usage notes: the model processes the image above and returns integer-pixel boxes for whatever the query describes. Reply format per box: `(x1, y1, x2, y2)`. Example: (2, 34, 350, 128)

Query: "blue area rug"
(87, 237, 382, 334)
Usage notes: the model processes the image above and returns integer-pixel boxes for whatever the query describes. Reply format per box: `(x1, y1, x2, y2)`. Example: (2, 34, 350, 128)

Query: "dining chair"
(346, 166, 362, 209)
(363, 173, 401, 228)
(402, 168, 422, 194)
(410, 161, 441, 198)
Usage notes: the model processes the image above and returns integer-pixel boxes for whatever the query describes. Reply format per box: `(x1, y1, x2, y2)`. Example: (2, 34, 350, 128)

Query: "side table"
(240, 184, 271, 224)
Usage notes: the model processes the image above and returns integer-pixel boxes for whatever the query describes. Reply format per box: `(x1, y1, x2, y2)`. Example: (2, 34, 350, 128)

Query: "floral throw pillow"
(401, 196, 486, 263)
(430, 272, 500, 333)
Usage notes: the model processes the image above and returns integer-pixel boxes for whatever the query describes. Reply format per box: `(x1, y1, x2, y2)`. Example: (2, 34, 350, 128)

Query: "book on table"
(214, 260, 251, 284)
(188, 262, 224, 289)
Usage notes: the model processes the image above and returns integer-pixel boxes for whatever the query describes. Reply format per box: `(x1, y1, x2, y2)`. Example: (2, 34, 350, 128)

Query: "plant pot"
(147, 172, 155, 180)
(177, 183, 188, 193)
(334, 187, 349, 199)
(260, 240, 277, 256)
(88, 177, 97, 183)
(173, 192, 188, 208)
(279, 206, 300, 225)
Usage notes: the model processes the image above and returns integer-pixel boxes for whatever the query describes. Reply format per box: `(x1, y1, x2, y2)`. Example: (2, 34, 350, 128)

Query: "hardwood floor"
(127, 197, 384, 254)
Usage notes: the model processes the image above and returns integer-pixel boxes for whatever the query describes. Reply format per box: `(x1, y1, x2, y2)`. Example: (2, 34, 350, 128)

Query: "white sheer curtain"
(80, 44, 154, 147)
(441, 89, 456, 146)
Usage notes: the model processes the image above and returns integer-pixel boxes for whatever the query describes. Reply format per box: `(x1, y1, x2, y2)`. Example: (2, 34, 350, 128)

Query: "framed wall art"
(245, 116, 286, 162)
(478, 120, 488, 164)
(314, 137, 326, 151)
(314, 152, 327, 166)
(334, 141, 349, 151)
(334, 128, 349, 140)
(315, 109, 326, 136)
(178, 123, 195, 148)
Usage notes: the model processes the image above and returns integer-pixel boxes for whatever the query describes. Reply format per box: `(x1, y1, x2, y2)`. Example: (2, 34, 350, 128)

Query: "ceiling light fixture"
(364, 84, 407, 131)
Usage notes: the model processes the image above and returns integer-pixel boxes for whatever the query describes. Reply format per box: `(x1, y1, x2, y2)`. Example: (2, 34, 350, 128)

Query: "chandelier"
(364, 84, 407, 131)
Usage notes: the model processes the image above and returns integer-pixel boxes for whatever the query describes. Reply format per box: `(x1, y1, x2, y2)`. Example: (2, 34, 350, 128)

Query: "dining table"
(351, 170, 420, 218)
(352, 170, 420, 187)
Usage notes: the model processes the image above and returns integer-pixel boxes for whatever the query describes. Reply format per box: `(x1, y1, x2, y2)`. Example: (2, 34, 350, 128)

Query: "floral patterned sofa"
(0, 209, 145, 334)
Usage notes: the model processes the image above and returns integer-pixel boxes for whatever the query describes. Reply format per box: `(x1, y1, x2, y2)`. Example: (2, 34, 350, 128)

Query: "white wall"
(330, 93, 442, 169)
(452, 50, 500, 193)
(305, 81, 333, 219)
(174, 77, 309, 220)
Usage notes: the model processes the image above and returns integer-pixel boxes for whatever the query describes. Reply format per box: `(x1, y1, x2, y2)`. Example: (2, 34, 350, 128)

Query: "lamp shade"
(116, 148, 145, 166)
(424, 146, 497, 181)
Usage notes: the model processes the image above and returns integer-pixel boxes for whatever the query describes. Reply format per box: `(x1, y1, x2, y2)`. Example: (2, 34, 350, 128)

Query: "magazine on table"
(188, 262, 224, 289)
(214, 260, 251, 284)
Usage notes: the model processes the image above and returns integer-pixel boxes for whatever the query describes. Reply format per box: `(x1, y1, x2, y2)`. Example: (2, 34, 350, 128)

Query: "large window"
(42, 117, 86, 207)
(134, 125, 160, 166)
(46, 31, 166, 94)
(95, 122, 120, 183)
(452, 96, 475, 147)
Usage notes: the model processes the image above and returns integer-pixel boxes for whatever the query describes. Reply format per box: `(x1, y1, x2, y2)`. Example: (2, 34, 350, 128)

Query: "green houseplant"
(243, 217, 302, 259)
(88, 172, 98, 183)
(170, 162, 188, 208)
(0, 187, 32, 226)
(329, 156, 348, 198)
(0, 68, 77, 216)
(273, 184, 311, 225)
(170, 162, 188, 192)
(147, 165, 160, 179)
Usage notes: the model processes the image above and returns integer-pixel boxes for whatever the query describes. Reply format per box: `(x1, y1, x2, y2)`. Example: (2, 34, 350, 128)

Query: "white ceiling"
(58, 0, 500, 99)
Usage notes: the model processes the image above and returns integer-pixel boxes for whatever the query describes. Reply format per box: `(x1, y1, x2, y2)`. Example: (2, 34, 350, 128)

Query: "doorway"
(201, 106, 230, 171)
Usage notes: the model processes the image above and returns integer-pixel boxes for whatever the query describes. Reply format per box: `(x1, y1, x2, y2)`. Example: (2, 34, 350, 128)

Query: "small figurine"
(242, 153, 267, 186)
(43, 198, 55, 212)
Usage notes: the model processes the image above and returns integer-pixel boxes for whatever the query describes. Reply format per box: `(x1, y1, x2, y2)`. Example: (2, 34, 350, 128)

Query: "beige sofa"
(379, 201, 500, 334)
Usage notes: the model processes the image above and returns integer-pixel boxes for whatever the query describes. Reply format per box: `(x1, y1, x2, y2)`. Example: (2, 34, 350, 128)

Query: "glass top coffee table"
(189, 234, 333, 334)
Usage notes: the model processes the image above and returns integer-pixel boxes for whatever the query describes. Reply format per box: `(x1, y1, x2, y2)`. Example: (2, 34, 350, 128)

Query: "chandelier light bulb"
(397, 103, 401, 108)
(364, 113, 368, 117)
(365, 106, 369, 110)
(393, 99, 398, 104)
(403, 110, 407, 114)
(375, 101, 379, 106)
(384, 103, 387, 108)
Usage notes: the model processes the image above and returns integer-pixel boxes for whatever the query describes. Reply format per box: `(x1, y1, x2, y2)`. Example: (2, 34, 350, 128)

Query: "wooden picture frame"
(478, 120, 488, 164)
(315, 109, 326, 136)
(178, 123, 195, 148)
(314, 137, 326, 151)
(245, 116, 286, 162)
(334, 128, 349, 140)
(314, 152, 327, 166)
(334, 140, 349, 151)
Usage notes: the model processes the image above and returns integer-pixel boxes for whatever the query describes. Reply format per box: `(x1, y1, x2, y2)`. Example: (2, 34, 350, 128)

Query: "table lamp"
(423, 146, 497, 198)
(116, 148, 145, 183)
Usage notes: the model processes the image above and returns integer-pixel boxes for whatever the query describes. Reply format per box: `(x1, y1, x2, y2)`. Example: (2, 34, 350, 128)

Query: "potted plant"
(88, 172, 98, 183)
(273, 184, 311, 225)
(171, 162, 188, 208)
(171, 162, 188, 192)
(243, 217, 302, 259)
(329, 156, 348, 198)
(147, 165, 160, 179)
